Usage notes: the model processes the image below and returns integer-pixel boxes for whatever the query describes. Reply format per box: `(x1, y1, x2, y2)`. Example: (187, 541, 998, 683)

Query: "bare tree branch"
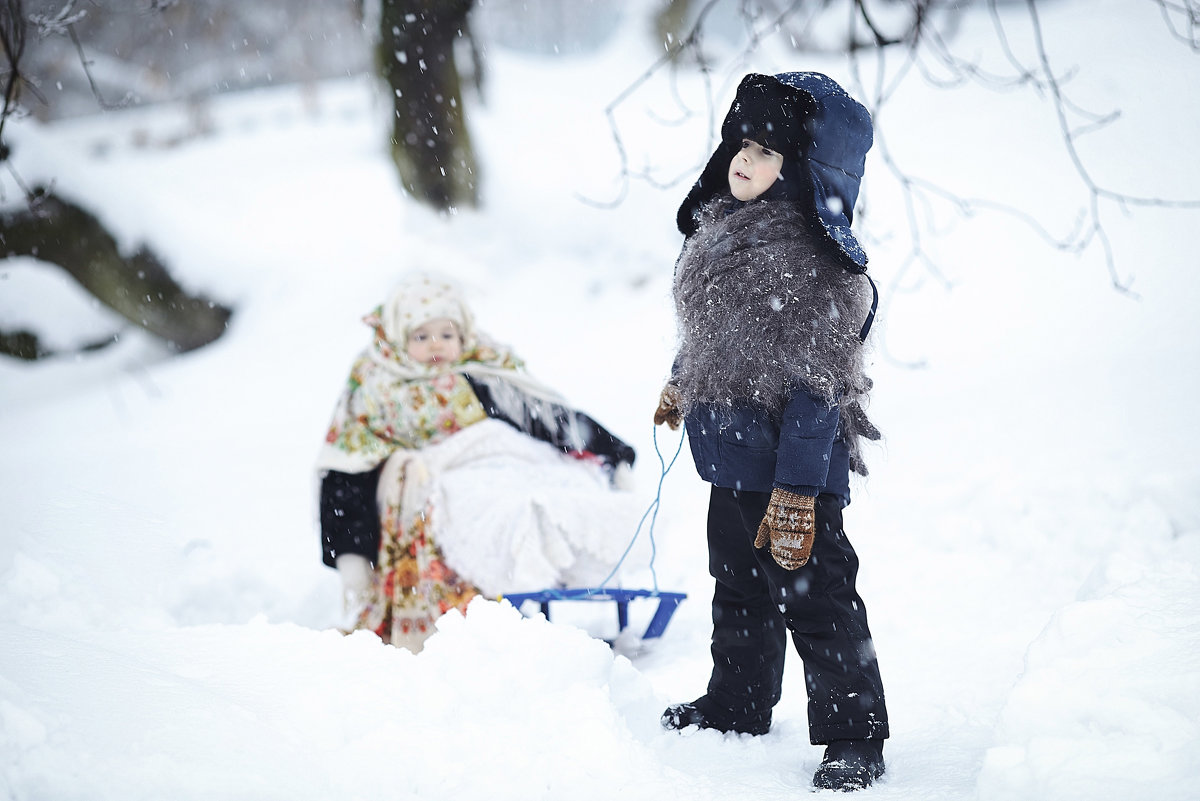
(1152, 0, 1200, 49)
(587, 0, 921, 207)
(1020, 0, 1200, 291)
(23, 1, 133, 111)
(577, 0, 727, 207)
(595, 1, 956, 210)
(0, 0, 44, 206)
(2, 189, 234, 353)
(26, 0, 85, 36)
(853, 0, 920, 48)
(842, 0, 1200, 302)
(0, 0, 27, 152)
(602, 0, 1199, 306)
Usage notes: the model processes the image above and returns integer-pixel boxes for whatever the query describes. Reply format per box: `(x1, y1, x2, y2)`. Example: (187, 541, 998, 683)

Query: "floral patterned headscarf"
(317, 273, 561, 473)
(372, 274, 478, 374)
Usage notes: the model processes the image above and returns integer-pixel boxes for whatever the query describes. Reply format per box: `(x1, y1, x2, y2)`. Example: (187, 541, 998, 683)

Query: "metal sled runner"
(501, 587, 687, 640)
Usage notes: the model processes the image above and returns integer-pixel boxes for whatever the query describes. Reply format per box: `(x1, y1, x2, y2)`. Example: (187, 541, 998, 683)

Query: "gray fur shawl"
(672, 196, 880, 474)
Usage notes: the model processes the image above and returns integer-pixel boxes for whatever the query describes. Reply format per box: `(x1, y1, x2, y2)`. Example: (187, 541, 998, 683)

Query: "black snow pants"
(704, 485, 889, 744)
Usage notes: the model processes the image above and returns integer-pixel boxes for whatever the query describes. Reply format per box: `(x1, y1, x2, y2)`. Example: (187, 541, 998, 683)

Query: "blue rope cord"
(507, 425, 685, 605)
(594, 423, 685, 595)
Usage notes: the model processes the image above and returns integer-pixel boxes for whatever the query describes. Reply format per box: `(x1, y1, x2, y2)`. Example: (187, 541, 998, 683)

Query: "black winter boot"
(812, 739, 885, 791)
(660, 695, 772, 736)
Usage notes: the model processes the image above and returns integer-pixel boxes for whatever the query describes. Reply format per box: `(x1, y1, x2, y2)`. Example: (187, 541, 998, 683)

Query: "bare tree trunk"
(0, 190, 233, 355)
(378, 0, 479, 211)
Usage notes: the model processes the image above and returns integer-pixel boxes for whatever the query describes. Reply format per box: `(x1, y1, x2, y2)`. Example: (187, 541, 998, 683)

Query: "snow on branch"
(27, 0, 85, 38)
(27, 0, 131, 111)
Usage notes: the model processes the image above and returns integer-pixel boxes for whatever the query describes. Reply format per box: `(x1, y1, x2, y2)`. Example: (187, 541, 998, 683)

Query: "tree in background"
(0, 0, 242, 359)
(0, 0, 487, 359)
(4, 0, 1198, 358)
(376, 0, 480, 211)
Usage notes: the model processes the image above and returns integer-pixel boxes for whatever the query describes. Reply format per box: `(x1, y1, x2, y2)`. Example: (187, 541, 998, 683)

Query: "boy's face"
(406, 318, 464, 366)
(728, 138, 784, 201)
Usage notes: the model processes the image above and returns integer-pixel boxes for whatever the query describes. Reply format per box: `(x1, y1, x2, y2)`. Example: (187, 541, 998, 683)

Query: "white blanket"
(377, 419, 644, 597)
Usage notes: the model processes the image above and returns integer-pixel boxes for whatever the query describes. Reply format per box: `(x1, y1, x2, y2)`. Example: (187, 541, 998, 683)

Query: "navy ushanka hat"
(676, 72, 874, 273)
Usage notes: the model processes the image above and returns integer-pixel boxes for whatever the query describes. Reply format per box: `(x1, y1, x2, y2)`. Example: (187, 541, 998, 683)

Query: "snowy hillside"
(2, 1, 1198, 799)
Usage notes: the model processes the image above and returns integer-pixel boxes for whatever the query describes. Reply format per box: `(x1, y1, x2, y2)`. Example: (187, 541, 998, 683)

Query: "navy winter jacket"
(684, 389, 852, 505)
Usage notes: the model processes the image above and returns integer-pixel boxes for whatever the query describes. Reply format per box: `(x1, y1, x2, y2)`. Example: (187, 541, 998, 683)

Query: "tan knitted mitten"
(754, 488, 816, 569)
(653, 383, 684, 430)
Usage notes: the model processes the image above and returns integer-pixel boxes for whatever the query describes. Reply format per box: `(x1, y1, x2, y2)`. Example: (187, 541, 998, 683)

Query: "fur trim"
(677, 72, 874, 271)
(672, 196, 880, 474)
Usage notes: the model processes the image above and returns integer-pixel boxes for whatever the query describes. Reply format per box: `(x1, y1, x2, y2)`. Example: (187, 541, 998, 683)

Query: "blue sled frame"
(500, 588, 687, 640)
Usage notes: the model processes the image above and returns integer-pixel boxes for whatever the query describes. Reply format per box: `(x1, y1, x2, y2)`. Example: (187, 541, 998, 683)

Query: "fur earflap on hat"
(677, 72, 874, 272)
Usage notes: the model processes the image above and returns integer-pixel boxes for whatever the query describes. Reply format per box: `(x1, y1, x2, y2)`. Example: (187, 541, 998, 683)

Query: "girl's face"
(728, 138, 784, 201)
(406, 318, 464, 366)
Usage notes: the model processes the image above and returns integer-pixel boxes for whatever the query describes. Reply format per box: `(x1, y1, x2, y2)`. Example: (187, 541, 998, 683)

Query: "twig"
(29, 1, 131, 111)
(1151, 0, 1200, 49)
(591, 0, 1198, 304)
(65, 18, 131, 110)
(1023, 0, 1199, 292)
(0, 0, 27, 149)
(577, 0, 727, 208)
(27, 0, 85, 37)
(852, 0, 1197, 302)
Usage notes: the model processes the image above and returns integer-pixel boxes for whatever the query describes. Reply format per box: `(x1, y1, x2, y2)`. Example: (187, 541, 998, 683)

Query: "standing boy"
(656, 72, 889, 792)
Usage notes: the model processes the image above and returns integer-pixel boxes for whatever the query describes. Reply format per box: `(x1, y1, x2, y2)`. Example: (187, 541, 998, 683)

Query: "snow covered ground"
(2, 1, 1198, 799)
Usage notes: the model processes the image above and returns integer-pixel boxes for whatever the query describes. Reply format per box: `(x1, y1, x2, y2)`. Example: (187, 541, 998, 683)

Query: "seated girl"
(316, 273, 638, 652)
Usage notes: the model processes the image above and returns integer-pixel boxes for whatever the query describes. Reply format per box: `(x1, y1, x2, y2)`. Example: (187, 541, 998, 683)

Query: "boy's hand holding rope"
(653, 384, 683, 430)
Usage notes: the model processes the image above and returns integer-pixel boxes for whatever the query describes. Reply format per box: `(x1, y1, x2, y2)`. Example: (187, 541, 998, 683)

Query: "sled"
(501, 587, 686, 640)
(500, 428, 689, 641)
